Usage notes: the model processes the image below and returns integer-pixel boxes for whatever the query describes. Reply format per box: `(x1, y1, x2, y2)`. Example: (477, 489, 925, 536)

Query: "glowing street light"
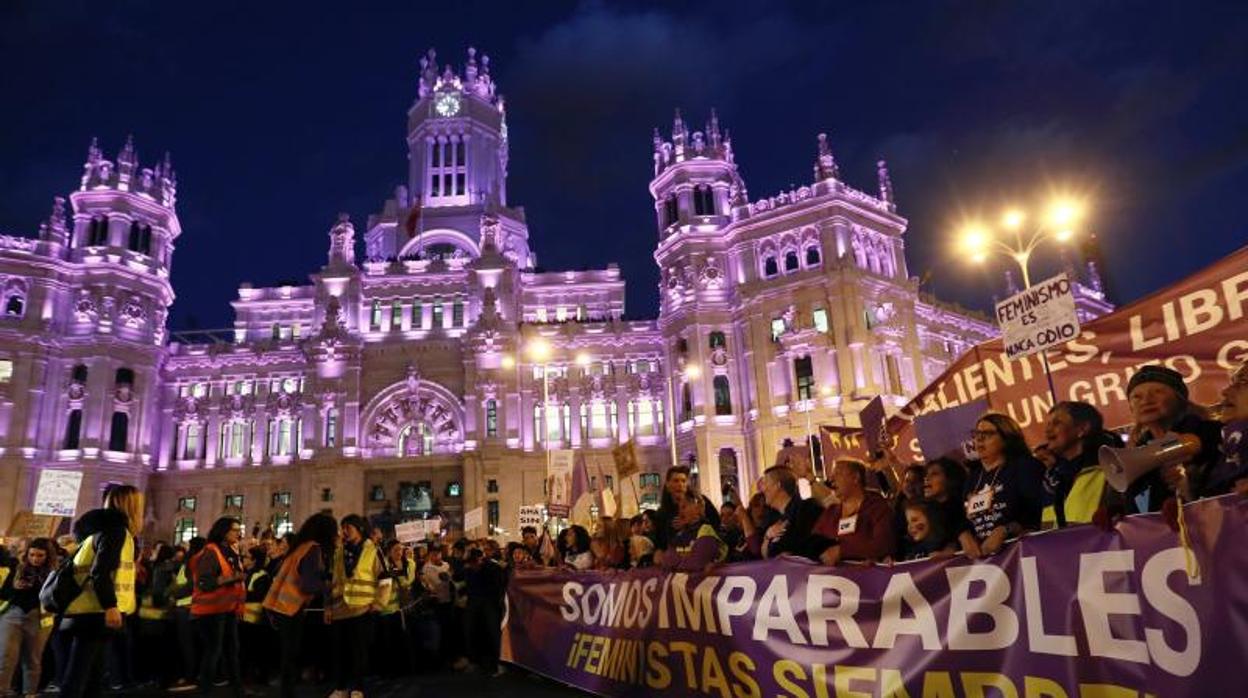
(500, 354, 515, 369)
(575, 352, 591, 367)
(952, 195, 1089, 288)
(526, 337, 552, 362)
(683, 364, 702, 380)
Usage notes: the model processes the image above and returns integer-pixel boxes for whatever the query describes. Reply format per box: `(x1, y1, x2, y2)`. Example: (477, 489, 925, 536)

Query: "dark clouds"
(0, 1, 1245, 327)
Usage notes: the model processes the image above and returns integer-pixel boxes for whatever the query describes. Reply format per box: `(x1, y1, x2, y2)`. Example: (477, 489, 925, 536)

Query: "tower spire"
(814, 133, 839, 181)
(876, 159, 895, 210)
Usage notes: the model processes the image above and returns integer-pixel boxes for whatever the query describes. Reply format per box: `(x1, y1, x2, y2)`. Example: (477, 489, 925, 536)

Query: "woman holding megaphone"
(1120, 365, 1221, 514)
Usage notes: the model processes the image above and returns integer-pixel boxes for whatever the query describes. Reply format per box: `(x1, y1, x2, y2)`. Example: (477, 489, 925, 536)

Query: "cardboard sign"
(546, 449, 575, 516)
(395, 521, 424, 543)
(995, 273, 1081, 360)
(464, 507, 484, 533)
(819, 425, 871, 463)
(33, 469, 84, 518)
(518, 505, 545, 529)
(424, 516, 442, 536)
(914, 399, 989, 461)
(6, 511, 60, 539)
(612, 440, 639, 478)
(859, 396, 887, 455)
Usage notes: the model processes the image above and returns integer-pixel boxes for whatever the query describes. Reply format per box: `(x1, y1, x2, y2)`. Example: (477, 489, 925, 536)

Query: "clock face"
(434, 92, 461, 118)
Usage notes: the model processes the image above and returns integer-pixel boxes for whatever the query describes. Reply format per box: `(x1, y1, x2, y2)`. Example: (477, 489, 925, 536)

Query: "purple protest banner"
(913, 398, 988, 461)
(503, 495, 1248, 697)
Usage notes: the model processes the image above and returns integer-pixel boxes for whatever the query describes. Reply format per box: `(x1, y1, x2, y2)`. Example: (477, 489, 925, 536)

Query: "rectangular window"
(555, 306, 567, 322)
(456, 173, 466, 196)
(224, 494, 244, 510)
(392, 300, 403, 331)
(174, 518, 198, 544)
(177, 496, 197, 512)
(229, 421, 246, 458)
(452, 300, 464, 327)
(370, 485, 386, 502)
(183, 424, 201, 460)
(795, 355, 815, 400)
(535, 307, 547, 323)
(430, 173, 440, 196)
(412, 301, 423, 329)
(813, 308, 829, 334)
(771, 318, 786, 341)
(431, 143, 441, 167)
(432, 298, 443, 328)
(487, 479, 499, 494)
(886, 354, 904, 395)
(443, 174, 452, 196)
(272, 512, 293, 536)
(371, 301, 382, 330)
(485, 400, 498, 437)
(271, 491, 292, 508)
(456, 141, 465, 165)
(605, 475, 614, 491)
(488, 500, 499, 533)
(325, 409, 338, 448)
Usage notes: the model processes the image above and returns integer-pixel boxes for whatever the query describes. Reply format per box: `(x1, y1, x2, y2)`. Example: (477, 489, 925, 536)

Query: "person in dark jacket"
(0, 537, 57, 695)
(653, 466, 720, 555)
(462, 548, 507, 678)
(963, 413, 1046, 557)
(1122, 365, 1222, 513)
(1035, 402, 1124, 527)
(60, 483, 143, 698)
(922, 458, 971, 550)
(756, 466, 824, 560)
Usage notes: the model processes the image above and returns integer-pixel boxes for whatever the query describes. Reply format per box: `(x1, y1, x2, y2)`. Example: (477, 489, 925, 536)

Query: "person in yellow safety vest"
(1035, 402, 1124, 527)
(329, 514, 380, 698)
(59, 483, 143, 698)
(239, 546, 274, 685)
(0, 538, 58, 696)
(374, 540, 416, 676)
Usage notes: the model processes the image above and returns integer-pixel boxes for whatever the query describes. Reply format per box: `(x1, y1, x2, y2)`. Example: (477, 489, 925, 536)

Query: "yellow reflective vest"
(379, 559, 415, 616)
(333, 540, 379, 613)
(173, 565, 193, 608)
(1042, 467, 1107, 527)
(241, 570, 269, 624)
(65, 531, 137, 615)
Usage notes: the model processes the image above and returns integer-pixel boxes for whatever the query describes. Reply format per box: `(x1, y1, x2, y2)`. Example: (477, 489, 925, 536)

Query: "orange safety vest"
(190, 543, 245, 618)
(262, 542, 318, 618)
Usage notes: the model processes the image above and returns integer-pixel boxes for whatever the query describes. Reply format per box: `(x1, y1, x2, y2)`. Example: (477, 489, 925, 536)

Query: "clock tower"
(406, 47, 509, 210)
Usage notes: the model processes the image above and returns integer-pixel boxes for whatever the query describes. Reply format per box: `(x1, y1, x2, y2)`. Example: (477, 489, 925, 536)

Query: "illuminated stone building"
(0, 48, 1036, 540)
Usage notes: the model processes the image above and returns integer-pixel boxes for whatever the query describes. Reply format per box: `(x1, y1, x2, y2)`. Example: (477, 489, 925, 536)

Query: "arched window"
(64, 409, 83, 449)
(127, 221, 142, 251)
(115, 367, 135, 386)
(763, 257, 778, 277)
(88, 217, 109, 246)
(713, 375, 732, 415)
(708, 331, 726, 350)
(397, 422, 434, 456)
(72, 364, 89, 383)
(108, 412, 129, 451)
(139, 226, 153, 255)
(806, 246, 821, 266)
(784, 251, 800, 272)
(4, 296, 23, 317)
(693, 185, 716, 216)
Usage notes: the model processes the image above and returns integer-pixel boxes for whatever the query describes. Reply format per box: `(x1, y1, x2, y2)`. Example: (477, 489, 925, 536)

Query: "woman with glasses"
(963, 412, 1045, 558)
(191, 517, 247, 697)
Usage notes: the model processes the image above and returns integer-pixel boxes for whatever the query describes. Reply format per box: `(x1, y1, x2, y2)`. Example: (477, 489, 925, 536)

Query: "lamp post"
(957, 197, 1087, 399)
(664, 361, 702, 469)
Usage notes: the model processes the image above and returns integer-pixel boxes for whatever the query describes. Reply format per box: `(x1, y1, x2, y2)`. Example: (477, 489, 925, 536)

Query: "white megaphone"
(1098, 433, 1202, 493)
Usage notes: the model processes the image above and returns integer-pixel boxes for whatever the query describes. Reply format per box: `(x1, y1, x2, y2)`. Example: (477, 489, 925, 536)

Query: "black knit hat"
(1127, 365, 1188, 400)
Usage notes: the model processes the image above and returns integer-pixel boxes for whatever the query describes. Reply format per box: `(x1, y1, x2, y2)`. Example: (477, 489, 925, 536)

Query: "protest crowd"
(1, 359, 1244, 698)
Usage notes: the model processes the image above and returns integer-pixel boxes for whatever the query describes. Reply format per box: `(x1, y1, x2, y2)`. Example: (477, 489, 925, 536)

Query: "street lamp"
(956, 195, 1088, 399)
(664, 361, 702, 470)
(957, 196, 1086, 288)
(805, 385, 834, 479)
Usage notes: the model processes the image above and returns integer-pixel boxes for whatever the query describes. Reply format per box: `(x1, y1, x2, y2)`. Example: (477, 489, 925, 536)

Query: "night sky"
(2, 1, 1246, 330)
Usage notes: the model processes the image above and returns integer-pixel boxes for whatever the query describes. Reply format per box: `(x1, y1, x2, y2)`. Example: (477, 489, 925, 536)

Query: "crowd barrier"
(503, 495, 1247, 697)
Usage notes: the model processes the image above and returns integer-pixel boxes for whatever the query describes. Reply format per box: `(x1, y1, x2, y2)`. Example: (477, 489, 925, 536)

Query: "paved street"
(117, 668, 589, 697)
